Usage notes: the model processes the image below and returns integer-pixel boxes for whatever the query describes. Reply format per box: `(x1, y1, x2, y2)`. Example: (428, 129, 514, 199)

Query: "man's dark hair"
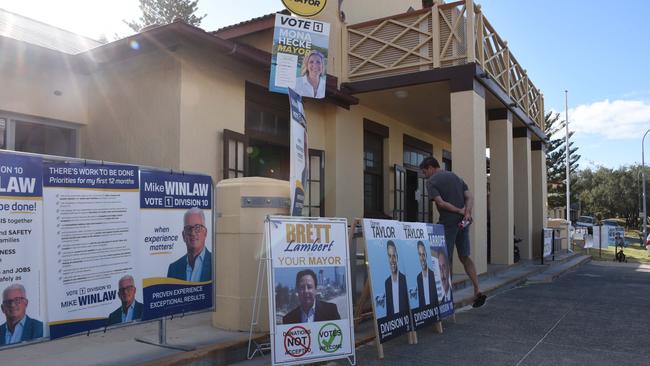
(419, 156, 440, 169)
(387, 240, 397, 253)
(295, 269, 318, 289)
(417, 240, 425, 250)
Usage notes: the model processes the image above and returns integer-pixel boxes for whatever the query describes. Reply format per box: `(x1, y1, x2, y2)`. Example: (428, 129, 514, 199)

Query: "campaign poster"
(592, 225, 601, 249)
(43, 163, 139, 339)
(362, 219, 411, 343)
(0, 152, 46, 346)
(427, 224, 455, 319)
(543, 228, 553, 257)
(266, 216, 354, 365)
(270, 13, 330, 99)
(289, 88, 308, 216)
(139, 170, 213, 320)
(399, 222, 440, 329)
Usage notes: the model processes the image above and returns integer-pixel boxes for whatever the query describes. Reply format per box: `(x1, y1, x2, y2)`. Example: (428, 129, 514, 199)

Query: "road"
(339, 261, 650, 366)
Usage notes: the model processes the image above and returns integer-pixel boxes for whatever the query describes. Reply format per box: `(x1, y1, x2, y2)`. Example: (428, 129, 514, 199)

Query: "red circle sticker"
(283, 325, 312, 357)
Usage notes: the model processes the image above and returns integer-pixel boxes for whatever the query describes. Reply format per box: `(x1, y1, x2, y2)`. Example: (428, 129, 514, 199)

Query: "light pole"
(565, 90, 572, 253)
(642, 129, 650, 250)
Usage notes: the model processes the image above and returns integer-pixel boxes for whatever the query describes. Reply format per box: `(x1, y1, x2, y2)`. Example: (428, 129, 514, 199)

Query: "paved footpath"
(238, 261, 650, 366)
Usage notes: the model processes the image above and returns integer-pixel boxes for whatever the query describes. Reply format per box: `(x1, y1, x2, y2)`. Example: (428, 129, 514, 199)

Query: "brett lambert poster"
(266, 216, 354, 365)
(270, 13, 330, 99)
(139, 170, 213, 320)
(427, 224, 454, 319)
(0, 152, 45, 346)
(362, 219, 411, 343)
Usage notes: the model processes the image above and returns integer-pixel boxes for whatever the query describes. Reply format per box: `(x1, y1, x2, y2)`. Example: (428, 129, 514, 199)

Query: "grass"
(574, 232, 650, 264)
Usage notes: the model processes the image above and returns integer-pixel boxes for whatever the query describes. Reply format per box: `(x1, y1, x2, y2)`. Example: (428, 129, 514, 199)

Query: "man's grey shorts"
(443, 223, 470, 261)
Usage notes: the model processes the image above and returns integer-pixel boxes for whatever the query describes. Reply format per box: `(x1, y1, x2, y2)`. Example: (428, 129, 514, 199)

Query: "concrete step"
(526, 254, 592, 284)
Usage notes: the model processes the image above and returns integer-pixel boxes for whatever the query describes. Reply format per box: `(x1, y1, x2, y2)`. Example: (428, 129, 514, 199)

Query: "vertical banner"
(139, 170, 213, 320)
(397, 222, 440, 329)
(270, 13, 330, 99)
(427, 224, 455, 319)
(362, 219, 411, 343)
(289, 88, 308, 216)
(43, 163, 139, 339)
(543, 228, 553, 257)
(266, 216, 354, 365)
(0, 152, 45, 346)
(593, 225, 601, 249)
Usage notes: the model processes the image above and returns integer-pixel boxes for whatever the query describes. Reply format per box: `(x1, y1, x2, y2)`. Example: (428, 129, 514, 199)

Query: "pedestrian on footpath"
(419, 157, 486, 308)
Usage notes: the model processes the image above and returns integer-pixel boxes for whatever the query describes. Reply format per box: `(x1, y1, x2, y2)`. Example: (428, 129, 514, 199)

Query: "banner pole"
(134, 316, 195, 351)
(247, 222, 271, 360)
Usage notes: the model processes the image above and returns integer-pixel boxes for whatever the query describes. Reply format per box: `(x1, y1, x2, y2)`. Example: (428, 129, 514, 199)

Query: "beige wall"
(84, 49, 181, 168)
(0, 40, 88, 125)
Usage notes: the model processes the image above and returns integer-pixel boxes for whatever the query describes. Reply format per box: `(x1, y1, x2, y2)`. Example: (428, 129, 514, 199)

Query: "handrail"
(346, 0, 545, 129)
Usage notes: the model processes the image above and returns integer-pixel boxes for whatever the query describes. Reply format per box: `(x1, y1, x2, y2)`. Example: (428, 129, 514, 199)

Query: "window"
(245, 82, 291, 180)
(443, 149, 452, 171)
(363, 119, 389, 218)
(303, 149, 324, 217)
(223, 130, 247, 179)
(1, 114, 79, 157)
(400, 135, 433, 222)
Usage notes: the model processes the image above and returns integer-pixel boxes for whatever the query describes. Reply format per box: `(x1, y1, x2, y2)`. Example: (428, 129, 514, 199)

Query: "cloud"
(563, 99, 650, 140)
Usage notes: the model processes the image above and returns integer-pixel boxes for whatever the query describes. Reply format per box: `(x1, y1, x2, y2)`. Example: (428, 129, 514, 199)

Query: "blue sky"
(1, 0, 648, 169)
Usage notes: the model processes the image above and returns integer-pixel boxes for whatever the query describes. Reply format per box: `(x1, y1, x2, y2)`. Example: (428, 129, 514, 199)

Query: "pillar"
(488, 109, 514, 265)
(531, 141, 548, 258)
(513, 127, 533, 260)
(450, 81, 487, 275)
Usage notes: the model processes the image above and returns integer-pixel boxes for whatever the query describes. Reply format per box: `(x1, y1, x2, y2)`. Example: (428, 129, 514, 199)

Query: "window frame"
(0, 112, 81, 158)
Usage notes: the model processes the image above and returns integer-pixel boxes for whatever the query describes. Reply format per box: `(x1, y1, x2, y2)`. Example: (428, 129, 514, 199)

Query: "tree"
(545, 112, 581, 209)
(125, 0, 206, 32)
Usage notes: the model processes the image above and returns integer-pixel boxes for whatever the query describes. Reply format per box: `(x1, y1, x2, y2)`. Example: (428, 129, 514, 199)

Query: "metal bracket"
(241, 196, 290, 209)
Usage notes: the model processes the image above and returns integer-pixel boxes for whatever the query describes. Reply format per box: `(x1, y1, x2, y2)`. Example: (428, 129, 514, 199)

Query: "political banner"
(0, 152, 46, 346)
(543, 228, 553, 257)
(427, 224, 454, 319)
(362, 219, 411, 343)
(43, 163, 139, 339)
(601, 225, 625, 247)
(591, 225, 601, 249)
(266, 216, 354, 365)
(270, 13, 330, 99)
(398, 222, 440, 329)
(289, 88, 308, 216)
(139, 170, 213, 320)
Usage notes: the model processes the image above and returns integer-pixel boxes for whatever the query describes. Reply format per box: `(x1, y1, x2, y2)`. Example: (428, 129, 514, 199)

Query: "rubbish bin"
(212, 177, 290, 332)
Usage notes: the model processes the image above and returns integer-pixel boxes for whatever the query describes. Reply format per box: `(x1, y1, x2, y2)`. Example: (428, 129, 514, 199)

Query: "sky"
(0, 0, 649, 170)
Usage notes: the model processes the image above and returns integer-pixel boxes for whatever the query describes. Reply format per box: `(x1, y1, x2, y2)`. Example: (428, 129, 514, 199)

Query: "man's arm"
(463, 190, 473, 222)
(432, 196, 464, 215)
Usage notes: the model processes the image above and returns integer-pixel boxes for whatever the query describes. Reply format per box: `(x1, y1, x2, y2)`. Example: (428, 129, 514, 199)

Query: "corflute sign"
(281, 0, 328, 17)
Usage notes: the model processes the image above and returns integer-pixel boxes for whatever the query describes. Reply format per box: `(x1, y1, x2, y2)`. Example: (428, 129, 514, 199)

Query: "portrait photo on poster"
(274, 266, 347, 325)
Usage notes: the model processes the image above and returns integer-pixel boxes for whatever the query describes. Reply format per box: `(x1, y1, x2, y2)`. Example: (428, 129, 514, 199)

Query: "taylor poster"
(0, 152, 45, 346)
(398, 222, 440, 329)
(139, 170, 213, 320)
(289, 88, 308, 216)
(270, 13, 330, 99)
(266, 216, 354, 365)
(427, 224, 455, 319)
(43, 163, 139, 339)
(362, 219, 411, 343)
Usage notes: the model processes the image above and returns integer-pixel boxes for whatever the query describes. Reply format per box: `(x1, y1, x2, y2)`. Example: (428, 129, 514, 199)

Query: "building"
(0, 0, 548, 277)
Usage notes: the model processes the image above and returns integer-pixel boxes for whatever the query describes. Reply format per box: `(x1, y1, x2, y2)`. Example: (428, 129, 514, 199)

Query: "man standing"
(168, 207, 212, 282)
(416, 241, 439, 308)
(384, 240, 409, 316)
(107, 275, 143, 326)
(0, 284, 43, 345)
(420, 157, 486, 308)
(282, 269, 340, 324)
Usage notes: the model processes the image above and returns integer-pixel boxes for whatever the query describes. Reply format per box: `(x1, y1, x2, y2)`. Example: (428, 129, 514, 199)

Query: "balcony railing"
(345, 0, 544, 130)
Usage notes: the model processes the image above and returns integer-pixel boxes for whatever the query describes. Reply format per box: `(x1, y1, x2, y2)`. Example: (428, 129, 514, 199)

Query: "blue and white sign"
(43, 163, 139, 339)
(0, 152, 46, 346)
(139, 170, 213, 320)
(427, 224, 455, 319)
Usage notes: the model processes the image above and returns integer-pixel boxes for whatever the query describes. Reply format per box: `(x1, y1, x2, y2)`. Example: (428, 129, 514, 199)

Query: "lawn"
(574, 231, 650, 264)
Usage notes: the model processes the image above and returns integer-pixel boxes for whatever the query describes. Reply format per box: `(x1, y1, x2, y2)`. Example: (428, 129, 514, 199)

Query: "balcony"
(345, 0, 544, 130)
